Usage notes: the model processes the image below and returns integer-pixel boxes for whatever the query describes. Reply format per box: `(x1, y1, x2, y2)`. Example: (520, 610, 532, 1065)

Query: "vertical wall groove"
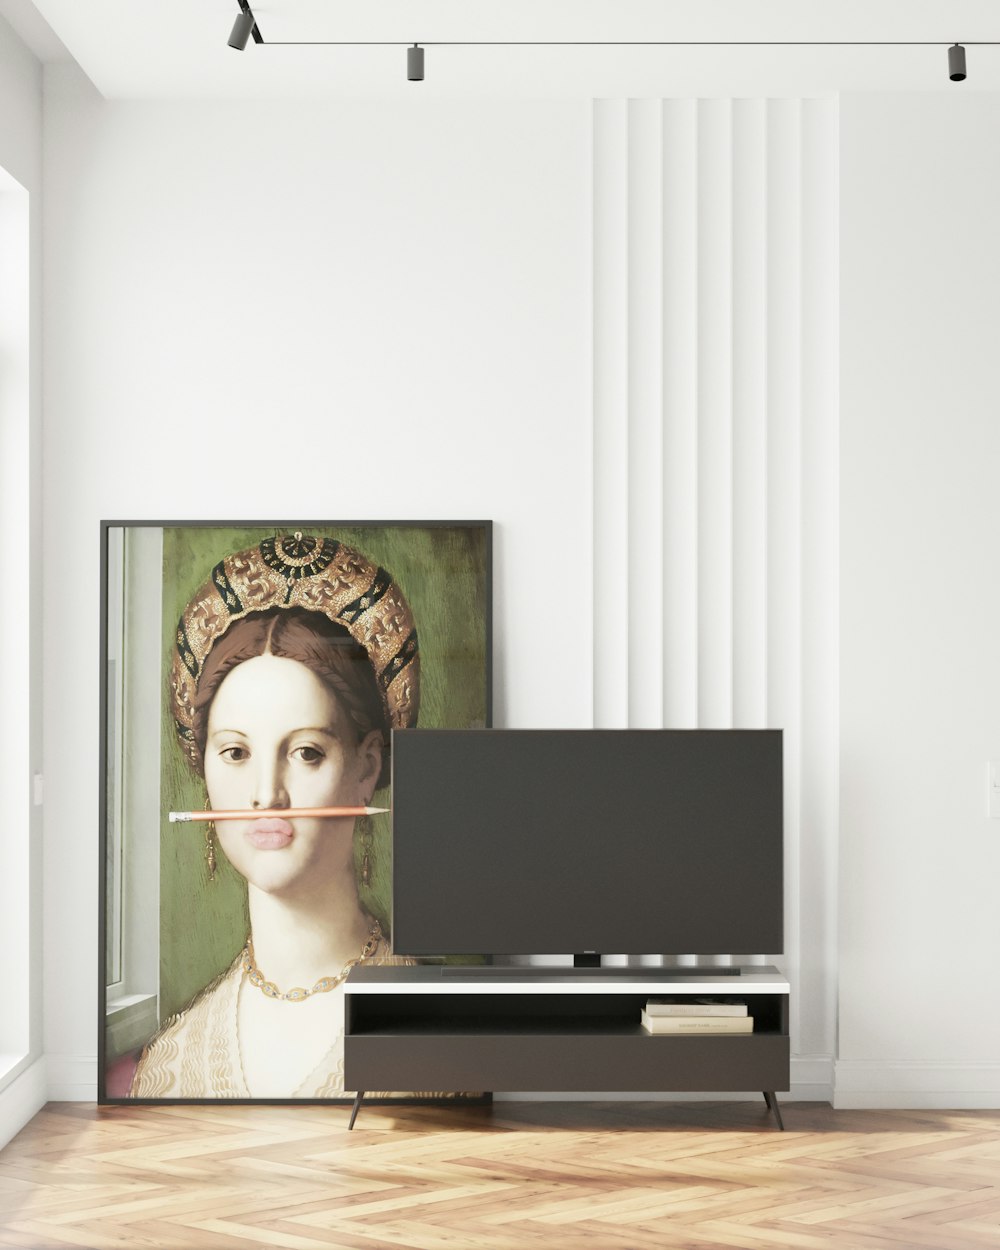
(766, 97, 804, 1048)
(662, 99, 699, 729)
(799, 97, 840, 1061)
(592, 100, 629, 730)
(592, 95, 839, 1064)
(697, 99, 735, 730)
(732, 99, 769, 733)
(627, 99, 664, 730)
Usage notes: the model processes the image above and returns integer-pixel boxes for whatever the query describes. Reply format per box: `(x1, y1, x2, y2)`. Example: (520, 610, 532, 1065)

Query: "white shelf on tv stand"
(344, 964, 790, 1130)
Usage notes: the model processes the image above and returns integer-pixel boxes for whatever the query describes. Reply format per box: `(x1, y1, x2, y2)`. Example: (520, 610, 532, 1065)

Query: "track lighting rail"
(256, 42, 996, 48)
(227, 12, 986, 85)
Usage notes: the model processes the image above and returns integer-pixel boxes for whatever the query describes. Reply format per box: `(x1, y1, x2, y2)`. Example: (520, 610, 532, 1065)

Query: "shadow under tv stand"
(344, 964, 790, 1131)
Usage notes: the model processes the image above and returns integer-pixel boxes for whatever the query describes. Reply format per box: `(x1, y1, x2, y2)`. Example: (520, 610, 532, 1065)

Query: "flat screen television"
(390, 728, 783, 961)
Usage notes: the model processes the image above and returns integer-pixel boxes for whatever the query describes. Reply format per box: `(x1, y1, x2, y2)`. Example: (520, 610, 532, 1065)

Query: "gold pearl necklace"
(241, 920, 382, 1002)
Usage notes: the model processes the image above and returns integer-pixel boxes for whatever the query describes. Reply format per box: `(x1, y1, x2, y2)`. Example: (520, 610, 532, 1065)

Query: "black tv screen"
(391, 729, 783, 959)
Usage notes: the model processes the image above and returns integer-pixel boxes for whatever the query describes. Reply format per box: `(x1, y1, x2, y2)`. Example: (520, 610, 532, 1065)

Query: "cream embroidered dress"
(131, 947, 413, 1099)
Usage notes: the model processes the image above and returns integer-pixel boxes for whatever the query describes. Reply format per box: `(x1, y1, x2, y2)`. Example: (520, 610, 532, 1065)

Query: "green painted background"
(157, 523, 490, 1021)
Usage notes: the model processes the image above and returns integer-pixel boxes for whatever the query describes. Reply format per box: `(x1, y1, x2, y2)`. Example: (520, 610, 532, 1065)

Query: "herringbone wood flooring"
(2, 1101, 999, 1249)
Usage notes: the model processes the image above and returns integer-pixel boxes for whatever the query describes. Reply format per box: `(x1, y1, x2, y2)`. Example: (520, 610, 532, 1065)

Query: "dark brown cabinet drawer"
(346, 1031, 789, 1091)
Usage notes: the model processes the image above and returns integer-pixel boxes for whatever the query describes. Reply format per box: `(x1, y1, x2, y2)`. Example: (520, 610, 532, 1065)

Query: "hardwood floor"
(2, 1101, 1000, 1249)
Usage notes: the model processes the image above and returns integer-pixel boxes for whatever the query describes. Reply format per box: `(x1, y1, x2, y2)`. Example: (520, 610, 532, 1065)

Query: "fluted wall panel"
(731, 99, 768, 732)
(696, 99, 735, 731)
(592, 96, 839, 1064)
(627, 99, 665, 730)
(592, 100, 629, 730)
(661, 100, 699, 731)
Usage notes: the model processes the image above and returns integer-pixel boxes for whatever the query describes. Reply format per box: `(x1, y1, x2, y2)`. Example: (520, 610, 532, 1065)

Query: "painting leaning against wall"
(99, 521, 491, 1103)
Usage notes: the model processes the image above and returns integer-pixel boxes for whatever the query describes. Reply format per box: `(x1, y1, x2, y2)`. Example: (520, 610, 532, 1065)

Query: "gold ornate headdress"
(170, 532, 420, 771)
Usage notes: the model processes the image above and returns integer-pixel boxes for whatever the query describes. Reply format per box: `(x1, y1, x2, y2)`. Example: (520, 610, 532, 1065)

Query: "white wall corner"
(45, 1054, 97, 1102)
(834, 1061, 1000, 1110)
(0, 1055, 46, 1150)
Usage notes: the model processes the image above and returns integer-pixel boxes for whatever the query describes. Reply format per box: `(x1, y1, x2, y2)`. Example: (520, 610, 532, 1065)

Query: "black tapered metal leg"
(348, 1091, 365, 1130)
(763, 1091, 784, 1130)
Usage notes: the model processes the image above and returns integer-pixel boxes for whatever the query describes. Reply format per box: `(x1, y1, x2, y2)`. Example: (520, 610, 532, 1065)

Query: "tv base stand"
(344, 964, 790, 1131)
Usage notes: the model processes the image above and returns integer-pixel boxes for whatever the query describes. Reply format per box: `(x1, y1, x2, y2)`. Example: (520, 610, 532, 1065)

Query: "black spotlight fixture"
(408, 44, 425, 81)
(229, 9, 256, 51)
(948, 43, 967, 81)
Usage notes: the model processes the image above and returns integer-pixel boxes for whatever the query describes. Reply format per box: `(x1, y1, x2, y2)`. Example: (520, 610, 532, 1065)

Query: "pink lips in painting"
(244, 818, 295, 850)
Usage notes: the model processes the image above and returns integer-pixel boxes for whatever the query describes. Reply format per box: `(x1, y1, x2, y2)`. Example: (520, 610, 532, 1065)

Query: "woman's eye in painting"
(291, 744, 325, 765)
(219, 744, 249, 763)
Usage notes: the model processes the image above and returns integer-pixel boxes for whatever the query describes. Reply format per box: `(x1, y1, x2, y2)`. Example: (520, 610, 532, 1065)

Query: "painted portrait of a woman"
(103, 525, 489, 1100)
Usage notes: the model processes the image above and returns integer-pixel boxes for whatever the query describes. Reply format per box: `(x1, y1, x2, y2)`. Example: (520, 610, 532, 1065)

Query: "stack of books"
(641, 997, 753, 1034)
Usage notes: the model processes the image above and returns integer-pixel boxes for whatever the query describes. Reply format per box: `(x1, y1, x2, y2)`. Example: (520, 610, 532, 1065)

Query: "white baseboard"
(834, 1061, 1000, 1109)
(790, 1054, 835, 1102)
(45, 1054, 97, 1102)
(34, 1053, 1000, 1111)
(30, 1053, 838, 1106)
(0, 1056, 46, 1150)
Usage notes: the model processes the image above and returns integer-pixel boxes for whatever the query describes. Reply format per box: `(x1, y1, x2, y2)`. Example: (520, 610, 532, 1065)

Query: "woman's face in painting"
(203, 653, 382, 895)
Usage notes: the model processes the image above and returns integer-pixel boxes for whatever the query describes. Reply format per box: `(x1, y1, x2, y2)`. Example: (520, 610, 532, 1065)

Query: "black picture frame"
(98, 519, 492, 1105)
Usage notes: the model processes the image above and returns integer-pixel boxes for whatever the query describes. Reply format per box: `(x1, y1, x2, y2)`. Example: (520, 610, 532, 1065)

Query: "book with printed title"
(640, 1010, 754, 1034)
(644, 997, 748, 1018)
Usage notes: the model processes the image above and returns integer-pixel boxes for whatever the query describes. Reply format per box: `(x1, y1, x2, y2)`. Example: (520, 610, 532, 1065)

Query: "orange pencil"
(168, 805, 389, 823)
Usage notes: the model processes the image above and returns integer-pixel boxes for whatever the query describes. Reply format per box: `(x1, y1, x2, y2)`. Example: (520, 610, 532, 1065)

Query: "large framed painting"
(99, 521, 492, 1103)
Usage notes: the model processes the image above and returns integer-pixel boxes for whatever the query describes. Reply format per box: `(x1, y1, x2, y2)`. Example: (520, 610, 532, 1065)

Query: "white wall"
(36, 60, 1000, 1113)
(42, 65, 840, 1103)
(0, 10, 42, 185)
(41, 66, 593, 1094)
(589, 97, 839, 1097)
(0, 10, 45, 1151)
(839, 92, 1000, 1107)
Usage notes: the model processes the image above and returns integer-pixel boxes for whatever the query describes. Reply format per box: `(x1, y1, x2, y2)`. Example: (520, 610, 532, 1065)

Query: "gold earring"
(358, 814, 374, 887)
(205, 820, 217, 883)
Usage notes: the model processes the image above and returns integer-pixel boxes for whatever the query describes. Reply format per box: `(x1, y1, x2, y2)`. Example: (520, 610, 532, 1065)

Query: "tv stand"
(344, 964, 789, 1130)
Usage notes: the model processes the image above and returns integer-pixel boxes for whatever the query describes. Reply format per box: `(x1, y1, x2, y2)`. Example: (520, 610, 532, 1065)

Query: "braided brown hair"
(191, 607, 390, 790)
